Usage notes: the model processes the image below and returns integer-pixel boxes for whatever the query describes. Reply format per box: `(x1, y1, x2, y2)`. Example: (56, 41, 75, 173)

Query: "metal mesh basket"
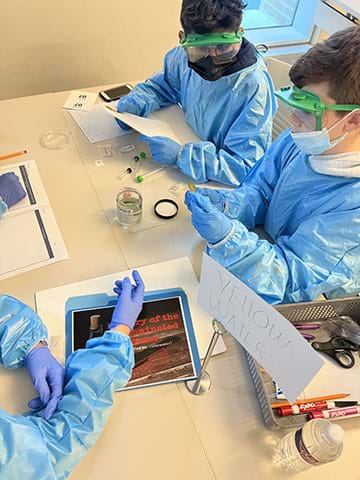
(245, 296, 360, 430)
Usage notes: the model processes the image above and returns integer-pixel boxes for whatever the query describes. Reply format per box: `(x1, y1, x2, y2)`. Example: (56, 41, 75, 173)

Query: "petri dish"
(39, 131, 70, 150)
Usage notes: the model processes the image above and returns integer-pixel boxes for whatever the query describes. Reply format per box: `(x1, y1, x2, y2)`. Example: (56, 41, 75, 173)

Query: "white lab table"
(0, 89, 358, 480)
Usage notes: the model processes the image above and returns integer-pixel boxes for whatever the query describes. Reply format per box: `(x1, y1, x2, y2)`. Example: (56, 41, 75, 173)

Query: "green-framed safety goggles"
(179, 30, 244, 48)
(275, 86, 360, 130)
(179, 30, 244, 64)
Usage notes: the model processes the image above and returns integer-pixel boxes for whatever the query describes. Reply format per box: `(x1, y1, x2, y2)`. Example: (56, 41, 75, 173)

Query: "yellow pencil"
(0, 150, 27, 161)
(271, 393, 350, 409)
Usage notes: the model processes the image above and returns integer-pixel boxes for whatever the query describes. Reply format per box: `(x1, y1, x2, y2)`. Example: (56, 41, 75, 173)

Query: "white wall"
(0, 0, 182, 100)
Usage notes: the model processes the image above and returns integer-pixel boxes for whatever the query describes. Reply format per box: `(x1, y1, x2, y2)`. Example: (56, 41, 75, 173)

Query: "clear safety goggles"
(285, 106, 323, 131)
(275, 86, 360, 131)
(179, 30, 244, 64)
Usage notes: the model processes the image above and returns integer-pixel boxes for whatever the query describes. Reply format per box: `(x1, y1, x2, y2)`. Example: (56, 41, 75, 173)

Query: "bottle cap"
(140, 151, 147, 159)
(324, 423, 344, 444)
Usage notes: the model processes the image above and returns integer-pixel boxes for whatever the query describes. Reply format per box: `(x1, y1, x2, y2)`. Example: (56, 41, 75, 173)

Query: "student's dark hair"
(289, 26, 360, 105)
(180, 0, 246, 34)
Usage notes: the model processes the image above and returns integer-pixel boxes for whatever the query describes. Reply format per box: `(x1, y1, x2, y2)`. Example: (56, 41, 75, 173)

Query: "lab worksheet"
(104, 106, 181, 143)
(0, 160, 68, 280)
(69, 102, 128, 143)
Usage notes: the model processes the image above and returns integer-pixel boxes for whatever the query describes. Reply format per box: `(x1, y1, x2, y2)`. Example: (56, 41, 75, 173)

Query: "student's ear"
(344, 109, 360, 133)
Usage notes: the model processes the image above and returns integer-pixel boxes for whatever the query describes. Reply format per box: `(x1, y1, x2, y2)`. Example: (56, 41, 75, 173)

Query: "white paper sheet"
(63, 90, 98, 112)
(198, 254, 324, 403)
(0, 160, 68, 280)
(35, 257, 226, 360)
(104, 106, 180, 143)
(69, 103, 128, 143)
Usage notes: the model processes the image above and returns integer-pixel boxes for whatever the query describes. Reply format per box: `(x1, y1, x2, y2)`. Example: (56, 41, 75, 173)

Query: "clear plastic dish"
(39, 131, 70, 150)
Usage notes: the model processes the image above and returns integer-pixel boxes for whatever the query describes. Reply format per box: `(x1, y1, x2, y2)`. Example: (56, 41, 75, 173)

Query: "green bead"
(136, 176, 144, 183)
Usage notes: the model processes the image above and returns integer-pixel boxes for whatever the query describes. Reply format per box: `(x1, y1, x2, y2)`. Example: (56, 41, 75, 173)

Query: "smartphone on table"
(99, 84, 132, 102)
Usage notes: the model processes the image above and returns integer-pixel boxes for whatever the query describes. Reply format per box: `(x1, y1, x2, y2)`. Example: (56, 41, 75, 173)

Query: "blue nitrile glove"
(195, 187, 226, 212)
(139, 135, 181, 165)
(109, 270, 145, 330)
(0, 172, 26, 208)
(116, 96, 143, 130)
(25, 345, 65, 420)
(185, 191, 232, 244)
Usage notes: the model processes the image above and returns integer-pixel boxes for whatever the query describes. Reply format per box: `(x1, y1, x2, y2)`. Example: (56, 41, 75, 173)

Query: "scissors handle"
(331, 337, 360, 351)
(312, 337, 358, 369)
(332, 349, 355, 369)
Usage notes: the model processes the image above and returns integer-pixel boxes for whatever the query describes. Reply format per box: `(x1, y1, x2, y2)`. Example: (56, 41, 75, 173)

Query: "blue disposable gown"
(207, 130, 360, 304)
(122, 46, 277, 186)
(0, 294, 134, 479)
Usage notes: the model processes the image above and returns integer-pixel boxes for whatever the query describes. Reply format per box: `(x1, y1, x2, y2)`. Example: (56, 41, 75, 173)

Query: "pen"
(278, 400, 360, 416)
(0, 149, 27, 161)
(271, 393, 350, 409)
(301, 333, 316, 341)
(333, 401, 360, 407)
(294, 323, 322, 331)
(277, 401, 337, 416)
(309, 405, 360, 419)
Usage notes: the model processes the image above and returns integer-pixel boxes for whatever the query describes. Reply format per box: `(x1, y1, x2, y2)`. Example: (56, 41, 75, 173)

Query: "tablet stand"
(185, 319, 227, 395)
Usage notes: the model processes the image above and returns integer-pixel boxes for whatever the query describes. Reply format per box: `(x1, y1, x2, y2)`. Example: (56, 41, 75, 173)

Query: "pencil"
(271, 393, 350, 409)
(0, 150, 27, 161)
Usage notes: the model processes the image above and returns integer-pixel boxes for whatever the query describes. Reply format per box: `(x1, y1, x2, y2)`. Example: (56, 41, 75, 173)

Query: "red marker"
(277, 400, 336, 416)
(309, 405, 360, 419)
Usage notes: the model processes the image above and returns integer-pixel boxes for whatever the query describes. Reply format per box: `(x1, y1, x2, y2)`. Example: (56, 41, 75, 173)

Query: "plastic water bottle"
(273, 419, 344, 472)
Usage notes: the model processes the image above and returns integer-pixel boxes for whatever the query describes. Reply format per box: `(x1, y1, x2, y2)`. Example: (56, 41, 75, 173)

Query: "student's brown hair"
(289, 26, 360, 105)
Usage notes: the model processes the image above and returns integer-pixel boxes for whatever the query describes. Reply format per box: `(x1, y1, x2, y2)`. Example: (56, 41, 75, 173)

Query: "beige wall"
(0, 0, 182, 100)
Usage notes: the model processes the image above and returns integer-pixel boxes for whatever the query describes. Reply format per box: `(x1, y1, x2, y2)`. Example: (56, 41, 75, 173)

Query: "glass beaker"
(116, 188, 143, 229)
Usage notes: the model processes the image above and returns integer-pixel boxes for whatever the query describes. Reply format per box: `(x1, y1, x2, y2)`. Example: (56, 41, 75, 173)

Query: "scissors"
(312, 336, 360, 369)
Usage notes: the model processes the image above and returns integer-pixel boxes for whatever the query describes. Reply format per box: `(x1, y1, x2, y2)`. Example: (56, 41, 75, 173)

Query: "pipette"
(117, 167, 132, 180)
(136, 166, 166, 183)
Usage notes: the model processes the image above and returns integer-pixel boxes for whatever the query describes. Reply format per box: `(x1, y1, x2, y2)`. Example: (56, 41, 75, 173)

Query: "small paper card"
(63, 91, 98, 112)
(198, 254, 324, 403)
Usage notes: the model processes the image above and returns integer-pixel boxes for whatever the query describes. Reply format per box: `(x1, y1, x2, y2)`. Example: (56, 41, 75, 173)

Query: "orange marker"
(0, 150, 27, 161)
(271, 393, 350, 409)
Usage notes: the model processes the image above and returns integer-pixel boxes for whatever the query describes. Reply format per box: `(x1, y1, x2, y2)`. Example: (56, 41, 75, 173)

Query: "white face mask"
(290, 112, 353, 156)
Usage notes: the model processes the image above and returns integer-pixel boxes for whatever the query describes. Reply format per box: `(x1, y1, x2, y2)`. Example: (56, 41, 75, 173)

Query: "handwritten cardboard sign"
(198, 254, 324, 403)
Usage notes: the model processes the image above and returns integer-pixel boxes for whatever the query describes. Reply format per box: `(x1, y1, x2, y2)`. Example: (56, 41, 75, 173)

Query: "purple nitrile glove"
(25, 345, 65, 420)
(0, 172, 26, 207)
(116, 95, 143, 130)
(185, 191, 232, 244)
(109, 270, 145, 331)
(139, 135, 180, 165)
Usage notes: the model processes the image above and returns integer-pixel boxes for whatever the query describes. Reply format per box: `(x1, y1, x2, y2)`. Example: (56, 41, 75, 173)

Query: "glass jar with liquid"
(116, 188, 143, 229)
